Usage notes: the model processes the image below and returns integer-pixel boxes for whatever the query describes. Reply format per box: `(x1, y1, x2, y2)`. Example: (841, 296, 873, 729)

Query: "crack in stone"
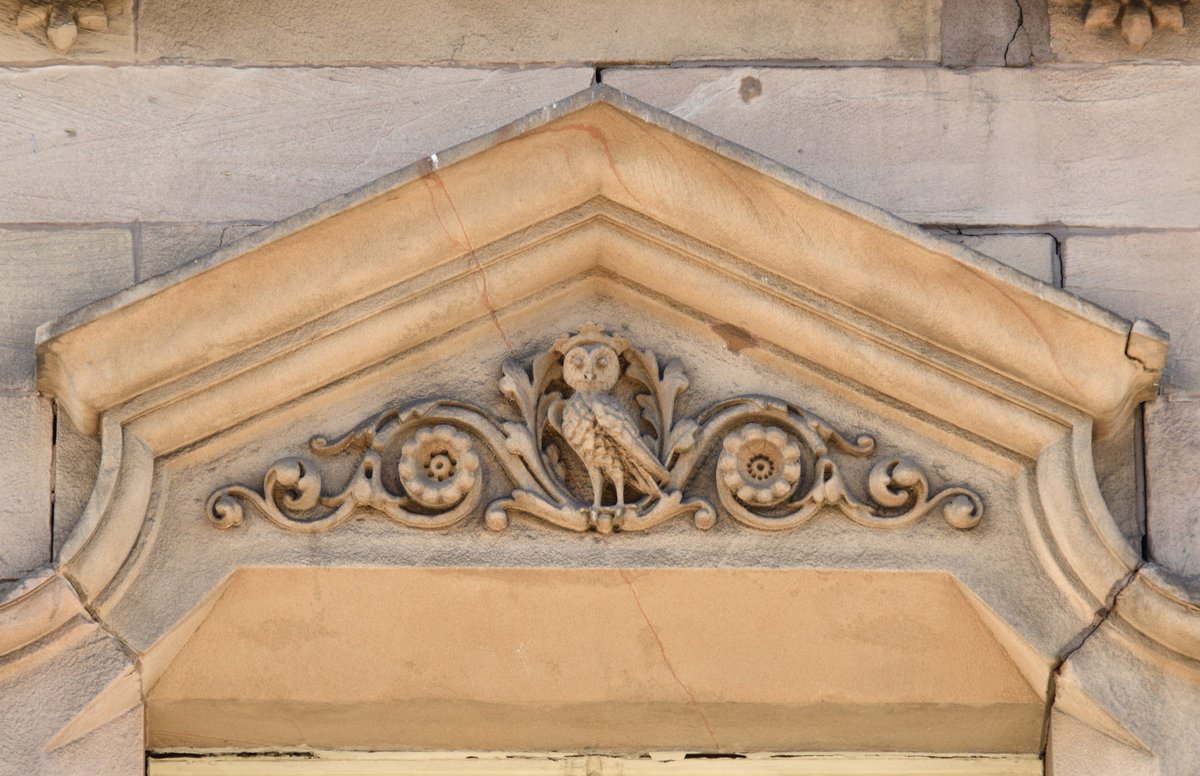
(1039, 562, 1143, 756)
(619, 570, 720, 750)
(422, 171, 515, 352)
(1004, 0, 1027, 65)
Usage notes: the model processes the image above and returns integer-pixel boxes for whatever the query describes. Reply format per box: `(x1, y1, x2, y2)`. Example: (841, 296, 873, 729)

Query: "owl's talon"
(591, 508, 615, 534)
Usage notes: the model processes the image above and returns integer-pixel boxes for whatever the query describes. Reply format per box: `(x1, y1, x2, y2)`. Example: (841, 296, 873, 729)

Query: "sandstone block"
(941, 232, 1057, 284)
(137, 0, 940, 66)
(1062, 231, 1200, 392)
(941, 0, 1051, 66)
(140, 222, 264, 280)
(0, 616, 142, 775)
(0, 395, 51, 579)
(0, 66, 594, 223)
(1049, 0, 1200, 62)
(0, 0, 132, 63)
(0, 228, 132, 389)
(604, 65, 1200, 229)
(1145, 397, 1200, 574)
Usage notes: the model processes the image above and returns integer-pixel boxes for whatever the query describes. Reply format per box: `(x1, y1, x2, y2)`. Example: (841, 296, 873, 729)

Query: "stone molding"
(1, 85, 1196, 765)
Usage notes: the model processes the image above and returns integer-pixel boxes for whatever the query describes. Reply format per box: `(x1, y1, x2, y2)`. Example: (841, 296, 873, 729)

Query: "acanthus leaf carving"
(207, 324, 983, 535)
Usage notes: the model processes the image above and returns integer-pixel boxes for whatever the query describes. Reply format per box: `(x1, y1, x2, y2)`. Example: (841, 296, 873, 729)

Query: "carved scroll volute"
(208, 324, 983, 535)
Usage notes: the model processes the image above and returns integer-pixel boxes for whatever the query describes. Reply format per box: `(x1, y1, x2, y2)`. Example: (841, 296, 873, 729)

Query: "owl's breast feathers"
(563, 392, 669, 492)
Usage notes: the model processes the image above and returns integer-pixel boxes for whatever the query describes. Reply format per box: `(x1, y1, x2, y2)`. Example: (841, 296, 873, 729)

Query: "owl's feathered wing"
(589, 393, 669, 493)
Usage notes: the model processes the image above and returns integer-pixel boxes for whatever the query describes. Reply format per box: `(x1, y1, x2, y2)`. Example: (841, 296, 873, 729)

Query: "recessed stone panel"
(147, 567, 1042, 752)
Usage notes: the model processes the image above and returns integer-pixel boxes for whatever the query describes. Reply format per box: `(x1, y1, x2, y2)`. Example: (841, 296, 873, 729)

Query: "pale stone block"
(604, 65, 1200, 229)
(1055, 618, 1200, 776)
(0, 616, 142, 776)
(0, 65, 595, 223)
(0, 395, 51, 579)
(1047, 710, 1158, 775)
(940, 232, 1057, 284)
(1062, 232, 1200, 392)
(941, 0, 1051, 66)
(0, 228, 132, 388)
(140, 222, 264, 280)
(1145, 397, 1200, 574)
(0, 0, 132, 63)
(1049, 0, 1200, 62)
(137, 0, 941, 65)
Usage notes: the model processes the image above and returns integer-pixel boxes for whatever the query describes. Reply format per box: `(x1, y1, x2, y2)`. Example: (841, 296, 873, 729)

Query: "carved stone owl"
(560, 343, 669, 514)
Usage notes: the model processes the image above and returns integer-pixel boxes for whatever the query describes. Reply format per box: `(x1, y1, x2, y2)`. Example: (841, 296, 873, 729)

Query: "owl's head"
(563, 345, 621, 392)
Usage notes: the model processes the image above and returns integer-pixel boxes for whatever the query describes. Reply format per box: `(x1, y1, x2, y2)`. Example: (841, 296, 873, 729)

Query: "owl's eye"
(571, 355, 584, 367)
(596, 356, 608, 368)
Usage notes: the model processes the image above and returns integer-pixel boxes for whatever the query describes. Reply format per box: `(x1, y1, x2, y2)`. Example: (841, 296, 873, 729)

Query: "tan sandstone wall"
(0, 0, 1196, 773)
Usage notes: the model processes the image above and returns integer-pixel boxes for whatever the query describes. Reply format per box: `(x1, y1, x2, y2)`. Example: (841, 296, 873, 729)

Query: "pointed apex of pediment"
(36, 84, 1164, 447)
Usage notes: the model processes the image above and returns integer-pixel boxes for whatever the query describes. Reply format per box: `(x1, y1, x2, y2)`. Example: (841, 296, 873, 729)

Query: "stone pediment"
(9, 85, 1199, 760)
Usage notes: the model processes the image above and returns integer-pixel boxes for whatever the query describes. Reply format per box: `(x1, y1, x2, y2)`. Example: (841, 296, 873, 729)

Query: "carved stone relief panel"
(209, 323, 982, 536)
(19, 86, 1194, 766)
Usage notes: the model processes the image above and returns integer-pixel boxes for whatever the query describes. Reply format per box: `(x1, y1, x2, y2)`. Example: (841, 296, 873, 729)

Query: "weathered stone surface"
(0, 616, 141, 776)
(1145, 396, 1200, 574)
(1047, 710, 1157, 775)
(52, 409, 99, 557)
(1049, 0, 1200, 61)
(0, 0, 132, 63)
(604, 65, 1200, 229)
(0, 228, 131, 389)
(148, 568, 1043, 752)
(0, 65, 594, 223)
(941, 0, 1051, 66)
(140, 222, 264, 280)
(1057, 617, 1200, 776)
(138, 0, 941, 65)
(0, 395, 51, 579)
(940, 232, 1057, 284)
(1062, 231, 1200, 392)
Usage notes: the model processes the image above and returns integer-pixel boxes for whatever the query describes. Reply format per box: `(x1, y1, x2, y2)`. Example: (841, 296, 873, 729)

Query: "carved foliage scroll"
(208, 324, 983, 535)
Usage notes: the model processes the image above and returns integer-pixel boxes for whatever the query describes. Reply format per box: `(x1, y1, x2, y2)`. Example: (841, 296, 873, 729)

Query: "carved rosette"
(398, 425, 479, 509)
(718, 423, 802, 507)
(207, 324, 983, 535)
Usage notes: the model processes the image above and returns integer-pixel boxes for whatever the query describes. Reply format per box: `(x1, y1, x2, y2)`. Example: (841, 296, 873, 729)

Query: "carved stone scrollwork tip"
(1084, 0, 1186, 51)
(16, 0, 109, 53)
(207, 323, 983, 535)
